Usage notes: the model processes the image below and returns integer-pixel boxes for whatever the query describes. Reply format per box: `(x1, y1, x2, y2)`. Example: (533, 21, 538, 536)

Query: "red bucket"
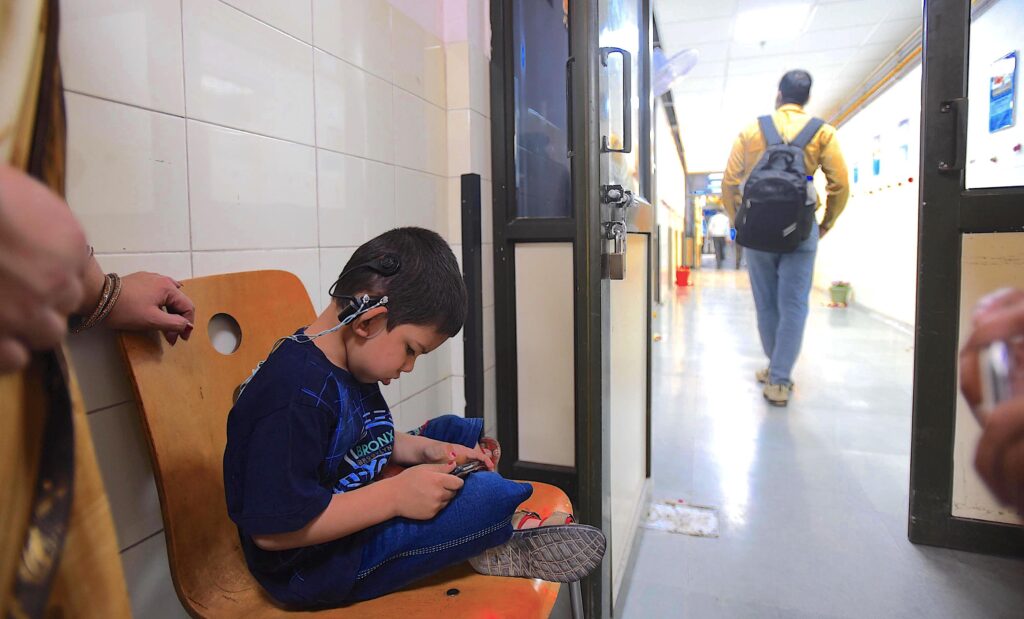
(675, 266, 691, 287)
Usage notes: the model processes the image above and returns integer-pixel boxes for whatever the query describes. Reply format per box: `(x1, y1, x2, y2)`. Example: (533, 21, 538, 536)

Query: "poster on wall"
(872, 135, 881, 177)
(897, 119, 910, 161)
(989, 51, 1017, 133)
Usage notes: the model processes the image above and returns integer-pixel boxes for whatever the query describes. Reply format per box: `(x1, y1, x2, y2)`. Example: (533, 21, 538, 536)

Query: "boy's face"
(346, 314, 449, 385)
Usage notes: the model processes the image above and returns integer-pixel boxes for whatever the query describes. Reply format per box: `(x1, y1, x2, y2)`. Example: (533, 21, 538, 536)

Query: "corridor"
(618, 270, 1024, 617)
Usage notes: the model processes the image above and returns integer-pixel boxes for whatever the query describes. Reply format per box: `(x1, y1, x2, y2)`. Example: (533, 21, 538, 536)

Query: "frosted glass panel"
(610, 233, 649, 604)
(515, 243, 575, 467)
(953, 233, 1024, 525)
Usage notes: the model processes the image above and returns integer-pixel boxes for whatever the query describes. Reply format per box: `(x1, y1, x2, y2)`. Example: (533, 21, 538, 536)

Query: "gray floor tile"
(619, 270, 1024, 619)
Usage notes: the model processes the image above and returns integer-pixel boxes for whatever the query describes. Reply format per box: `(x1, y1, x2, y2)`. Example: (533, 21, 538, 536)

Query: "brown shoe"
(763, 383, 790, 407)
(755, 367, 770, 384)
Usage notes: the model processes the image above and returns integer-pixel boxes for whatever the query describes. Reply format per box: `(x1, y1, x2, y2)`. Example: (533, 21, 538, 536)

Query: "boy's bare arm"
(391, 431, 453, 465)
(252, 462, 463, 551)
(392, 432, 495, 469)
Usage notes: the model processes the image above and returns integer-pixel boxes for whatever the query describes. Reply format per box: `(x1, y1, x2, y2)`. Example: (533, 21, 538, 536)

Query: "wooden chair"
(119, 271, 569, 618)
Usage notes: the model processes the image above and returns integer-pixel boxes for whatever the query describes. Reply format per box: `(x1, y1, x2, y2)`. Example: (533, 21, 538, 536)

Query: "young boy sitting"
(224, 227, 605, 608)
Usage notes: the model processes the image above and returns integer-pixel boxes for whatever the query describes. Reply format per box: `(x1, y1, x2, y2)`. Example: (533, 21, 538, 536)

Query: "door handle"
(938, 97, 968, 174)
(566, 56, 575, 158)
(600, 47, 632, 154)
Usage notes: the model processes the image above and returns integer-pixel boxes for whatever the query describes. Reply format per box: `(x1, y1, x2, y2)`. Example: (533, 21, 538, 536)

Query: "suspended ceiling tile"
(806, 0, 896, 30)
(887, 0, 924, 20)
(655, 0, 739, 24)
(689, 41, 731, 63)
(727, 56, 792, 77)
(673, 75, 726, 94)
(863, 17, 921, 47)
(659, 17, 734, 46)
(686, 59, 728, 79)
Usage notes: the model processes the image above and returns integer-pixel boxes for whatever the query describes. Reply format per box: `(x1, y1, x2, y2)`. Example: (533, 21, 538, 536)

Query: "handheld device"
(451, 461, 486, 478)
(979, 340, 1015, 422)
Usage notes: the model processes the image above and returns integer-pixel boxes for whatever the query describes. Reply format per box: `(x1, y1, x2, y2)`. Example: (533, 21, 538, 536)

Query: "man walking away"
(721, 70, 850, 407)
(708, 209, 731, 269)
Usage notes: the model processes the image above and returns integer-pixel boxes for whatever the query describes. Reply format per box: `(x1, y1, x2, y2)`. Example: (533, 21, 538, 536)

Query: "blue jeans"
(345, 415, 532, 602)
(745, 222, 819, 386)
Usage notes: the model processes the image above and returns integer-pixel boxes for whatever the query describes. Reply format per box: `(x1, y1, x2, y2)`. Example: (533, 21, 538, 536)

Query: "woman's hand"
(105, 272, 195, 345)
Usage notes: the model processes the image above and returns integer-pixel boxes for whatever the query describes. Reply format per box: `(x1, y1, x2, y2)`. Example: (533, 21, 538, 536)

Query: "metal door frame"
(910, 0, 1024, 554)
(489, 0, 653, 614)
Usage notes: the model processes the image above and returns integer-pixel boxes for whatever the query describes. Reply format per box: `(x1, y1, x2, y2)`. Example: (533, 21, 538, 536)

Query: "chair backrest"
(119, 271, 316, 613)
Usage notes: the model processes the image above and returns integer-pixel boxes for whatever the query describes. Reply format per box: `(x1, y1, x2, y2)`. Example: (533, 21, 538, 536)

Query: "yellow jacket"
(721, 104, 850, 232)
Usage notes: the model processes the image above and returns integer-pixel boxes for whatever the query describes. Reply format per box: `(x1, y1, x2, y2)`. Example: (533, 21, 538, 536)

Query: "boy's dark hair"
(778, 70, 812, 106)
(332, 227, 467, 337)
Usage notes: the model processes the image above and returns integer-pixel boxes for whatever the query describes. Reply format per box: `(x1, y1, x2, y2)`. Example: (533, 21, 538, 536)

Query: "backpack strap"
(790, 117, 825, 150)
(758, 115, 783, 147)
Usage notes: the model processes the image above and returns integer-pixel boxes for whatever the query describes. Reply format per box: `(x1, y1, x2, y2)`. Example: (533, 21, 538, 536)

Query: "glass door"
(598, 0, 653, 611)
(911, 0, 1024, 552)
(492, 0, 653, 614)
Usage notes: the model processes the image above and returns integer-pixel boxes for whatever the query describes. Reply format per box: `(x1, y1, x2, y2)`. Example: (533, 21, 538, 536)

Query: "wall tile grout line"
(214, 0, 309, 46)
(392, 375, 457, 408)
(64, 89, 458, 182)
(216, 0, 447, 112)
(180, 0, 195, 277)
(119, 528, 165, 555)
(310, 0, 322, 310)
(85, 399, 132, 416)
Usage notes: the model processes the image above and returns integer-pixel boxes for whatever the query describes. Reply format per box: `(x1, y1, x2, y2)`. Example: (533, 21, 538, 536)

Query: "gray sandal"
(469, 514, 607, 582)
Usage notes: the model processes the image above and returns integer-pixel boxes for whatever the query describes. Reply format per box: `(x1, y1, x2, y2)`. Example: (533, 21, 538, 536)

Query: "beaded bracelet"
(94, 273, 122, 325)
(70, 273, 121, 333)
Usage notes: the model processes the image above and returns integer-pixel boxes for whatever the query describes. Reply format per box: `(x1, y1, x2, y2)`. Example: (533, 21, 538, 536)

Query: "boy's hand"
(423, 441, 495, 471)
(388, 461, 464, 520)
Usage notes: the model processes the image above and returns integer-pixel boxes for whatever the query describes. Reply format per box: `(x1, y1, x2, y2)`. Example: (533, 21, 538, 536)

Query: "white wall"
(654, 100, 687, 294)
(813, 65, 922, 326)
(59, 1, 491, 615)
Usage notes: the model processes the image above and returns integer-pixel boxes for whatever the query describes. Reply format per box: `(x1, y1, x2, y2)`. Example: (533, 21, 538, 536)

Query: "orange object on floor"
(120, 270, 566, 618)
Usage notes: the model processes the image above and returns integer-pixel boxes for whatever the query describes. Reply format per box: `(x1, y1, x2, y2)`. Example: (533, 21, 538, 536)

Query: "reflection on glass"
(599, 0, 641, 194)
(512, 0, 572, 218)
(965, 0, 1024, 189)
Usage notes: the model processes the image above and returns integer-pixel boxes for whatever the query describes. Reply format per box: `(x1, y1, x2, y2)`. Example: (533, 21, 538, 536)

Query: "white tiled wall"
(59, 1, 491, 615)
(444, 0, 495, 433)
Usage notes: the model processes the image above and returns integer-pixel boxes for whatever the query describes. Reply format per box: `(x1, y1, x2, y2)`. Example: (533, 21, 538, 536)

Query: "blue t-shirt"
(223, 332, 395, 602)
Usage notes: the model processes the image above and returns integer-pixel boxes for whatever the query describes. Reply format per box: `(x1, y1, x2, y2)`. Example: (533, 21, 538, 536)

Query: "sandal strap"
(514, 511, 543, 530)
(548, 511, 575, 525)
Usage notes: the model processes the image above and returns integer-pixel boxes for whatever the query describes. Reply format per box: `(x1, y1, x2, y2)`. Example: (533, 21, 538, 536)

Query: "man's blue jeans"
(745, 222, 819, 386)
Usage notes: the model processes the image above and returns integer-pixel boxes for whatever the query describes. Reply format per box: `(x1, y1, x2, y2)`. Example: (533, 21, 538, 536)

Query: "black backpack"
(734, 115, 824, 253)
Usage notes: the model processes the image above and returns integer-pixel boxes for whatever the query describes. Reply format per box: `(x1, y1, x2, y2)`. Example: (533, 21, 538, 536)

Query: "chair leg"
(570, 580, 584, 619)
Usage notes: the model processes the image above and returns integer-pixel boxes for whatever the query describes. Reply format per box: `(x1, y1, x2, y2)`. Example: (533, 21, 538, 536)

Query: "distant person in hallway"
(960, 288, 1024, 515)
(708, 209, 731, 269)
(721, 70, 850, 407)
